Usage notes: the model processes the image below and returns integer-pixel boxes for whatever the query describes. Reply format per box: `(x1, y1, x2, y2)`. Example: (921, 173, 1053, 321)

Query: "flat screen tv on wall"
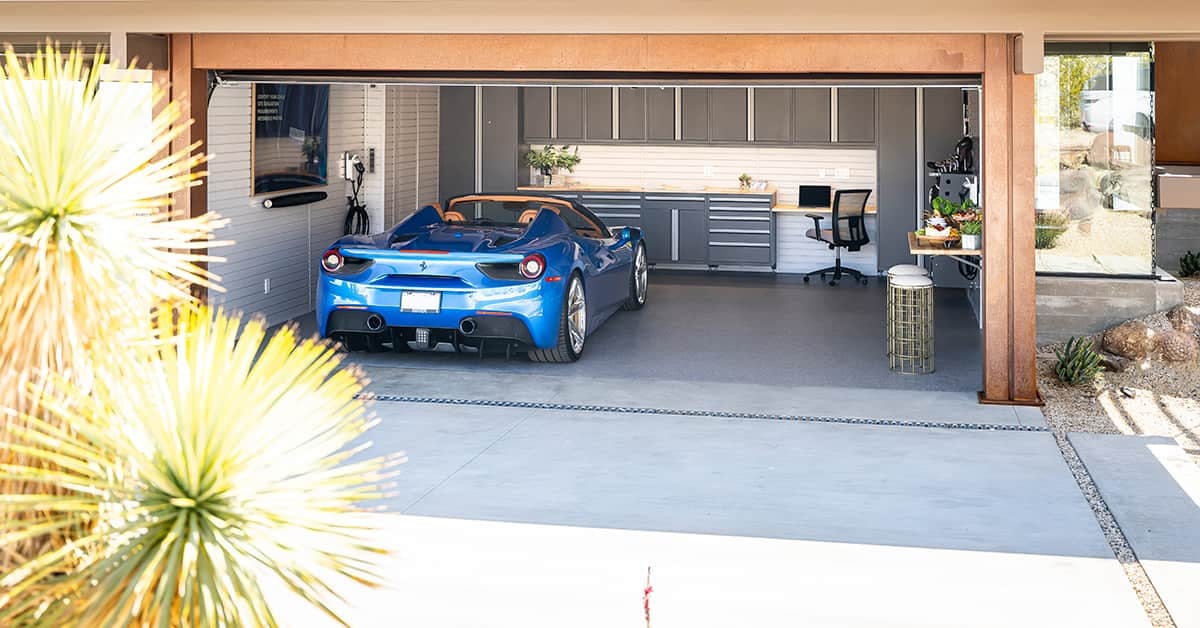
(252, 83, 329, 195)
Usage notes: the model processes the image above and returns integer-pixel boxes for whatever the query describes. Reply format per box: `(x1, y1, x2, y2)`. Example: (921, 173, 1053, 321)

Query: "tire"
(621, 243, 648, 311)
(528, 273, 586, 363)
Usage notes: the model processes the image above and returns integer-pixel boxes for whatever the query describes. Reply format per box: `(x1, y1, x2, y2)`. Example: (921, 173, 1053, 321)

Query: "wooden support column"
(167, 34, 210, 300)
(981, 34, 1039, 405)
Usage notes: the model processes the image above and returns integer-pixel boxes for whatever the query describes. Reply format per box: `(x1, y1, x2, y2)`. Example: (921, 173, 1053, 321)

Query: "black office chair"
(802, 189, 872, 286)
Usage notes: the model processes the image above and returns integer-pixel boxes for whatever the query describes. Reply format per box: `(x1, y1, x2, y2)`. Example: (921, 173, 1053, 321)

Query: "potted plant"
(738, 173, 753, 190)
(960, 219, 982, 249)
(524, 145, 581, 186)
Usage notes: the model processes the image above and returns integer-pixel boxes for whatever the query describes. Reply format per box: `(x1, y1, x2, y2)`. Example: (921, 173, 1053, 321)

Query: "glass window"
(1034, 46, 1155, 276)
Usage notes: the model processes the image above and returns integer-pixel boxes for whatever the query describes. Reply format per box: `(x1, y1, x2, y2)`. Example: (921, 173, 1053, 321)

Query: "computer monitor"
(798, 185, 832, 208)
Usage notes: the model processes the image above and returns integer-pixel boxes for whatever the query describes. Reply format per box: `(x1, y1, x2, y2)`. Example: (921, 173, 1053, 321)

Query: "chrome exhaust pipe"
(364, 314, 385, 332)
(459, 318, 477, 335)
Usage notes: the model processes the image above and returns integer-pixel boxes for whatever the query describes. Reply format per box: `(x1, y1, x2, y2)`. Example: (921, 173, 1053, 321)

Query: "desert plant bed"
(1036, 277, 1200, 463)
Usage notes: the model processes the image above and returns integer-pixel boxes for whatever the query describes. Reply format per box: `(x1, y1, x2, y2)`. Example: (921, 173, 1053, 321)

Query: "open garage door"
(203, 70, 986, 394)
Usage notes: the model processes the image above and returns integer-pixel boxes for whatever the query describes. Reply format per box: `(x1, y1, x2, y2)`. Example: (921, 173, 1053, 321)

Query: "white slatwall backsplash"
(776, 214, 879, 274)
(560, 144, 877, 206)
(208, 83, 440, 327)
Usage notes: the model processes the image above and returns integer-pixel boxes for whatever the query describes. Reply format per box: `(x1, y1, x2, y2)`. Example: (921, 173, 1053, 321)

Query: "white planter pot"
(961, 234, 981, 249)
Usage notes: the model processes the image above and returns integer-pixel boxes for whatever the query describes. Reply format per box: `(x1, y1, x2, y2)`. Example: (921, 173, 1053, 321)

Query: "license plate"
(400, 291, 441, 313)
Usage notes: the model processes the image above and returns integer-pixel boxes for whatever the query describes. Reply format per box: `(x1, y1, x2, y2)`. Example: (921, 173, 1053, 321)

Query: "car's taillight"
(519, 253, 546, 280)
(321, 248, 344, 272)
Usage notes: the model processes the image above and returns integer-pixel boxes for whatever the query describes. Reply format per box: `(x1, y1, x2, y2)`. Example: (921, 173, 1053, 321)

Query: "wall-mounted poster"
(252, 83, 329, 195)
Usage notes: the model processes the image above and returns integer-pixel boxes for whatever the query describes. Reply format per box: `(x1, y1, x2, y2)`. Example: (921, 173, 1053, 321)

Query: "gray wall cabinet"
(584, 87, 613, 140)
(646, 87, 676, 141)
(555, 87, 585, 140)
(680, 88, 710, 141)
(837, 88, 877, 143)
(709, 89, 748, 141)
(681, 88, 748, 142)
(755, 87, 832, 144)
(618, 87, 647, 141)
(753, 88, 793, 142)
(521, 86, 551, 142)
(794, 88, 832, 142)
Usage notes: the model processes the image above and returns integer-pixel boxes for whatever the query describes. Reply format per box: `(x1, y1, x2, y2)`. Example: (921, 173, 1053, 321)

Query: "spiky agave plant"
(0, 45, 223, 564)
(0, 307, 404, 626)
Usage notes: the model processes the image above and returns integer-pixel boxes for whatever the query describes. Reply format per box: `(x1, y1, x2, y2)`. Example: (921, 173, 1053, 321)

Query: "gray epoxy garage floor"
(298, 271, 983, 393)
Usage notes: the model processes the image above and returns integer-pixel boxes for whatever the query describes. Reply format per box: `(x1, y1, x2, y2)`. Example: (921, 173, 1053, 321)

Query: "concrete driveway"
(290, 372, 1162, 628)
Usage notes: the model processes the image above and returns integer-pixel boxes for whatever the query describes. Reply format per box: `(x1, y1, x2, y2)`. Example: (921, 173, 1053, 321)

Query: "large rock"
(1102, 320, 1159, 360)
(1166, 305, 1197, 335)
(1160, 329, 1199, 363)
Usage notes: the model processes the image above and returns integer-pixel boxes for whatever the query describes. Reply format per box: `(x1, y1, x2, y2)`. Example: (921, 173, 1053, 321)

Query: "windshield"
(444, 200, 552, 228)
(444, 197, 609, 238)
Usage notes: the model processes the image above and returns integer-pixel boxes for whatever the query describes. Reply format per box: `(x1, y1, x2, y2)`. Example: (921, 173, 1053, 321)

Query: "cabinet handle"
(709, 242, 771, 248)
(646, 195, 705, 201)
(709, 228, 769, 234)
(709, 216, 770, 222)
(671, 209, 680, 262)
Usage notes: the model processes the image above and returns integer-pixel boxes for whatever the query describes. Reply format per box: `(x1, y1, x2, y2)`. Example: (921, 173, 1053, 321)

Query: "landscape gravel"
(1037, 277, 1200, 461)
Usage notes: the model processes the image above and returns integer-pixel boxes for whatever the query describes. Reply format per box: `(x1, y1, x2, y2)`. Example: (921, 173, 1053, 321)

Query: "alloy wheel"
(635, 245, 648, 304)
(567, 277, 586, 354)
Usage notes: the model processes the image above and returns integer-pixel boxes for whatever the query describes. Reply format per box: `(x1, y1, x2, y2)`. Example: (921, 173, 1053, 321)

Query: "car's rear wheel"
(528, 273, 586, 363)
(621, 243, 648, 311)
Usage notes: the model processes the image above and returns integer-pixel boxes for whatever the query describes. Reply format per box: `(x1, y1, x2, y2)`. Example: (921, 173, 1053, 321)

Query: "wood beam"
(190, 33, 986, 74)
(168, 34, 210, 300)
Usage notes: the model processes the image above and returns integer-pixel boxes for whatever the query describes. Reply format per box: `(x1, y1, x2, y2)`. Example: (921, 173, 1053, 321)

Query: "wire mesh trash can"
(886, 265, 929, 356)
(888, 274, 935, 374)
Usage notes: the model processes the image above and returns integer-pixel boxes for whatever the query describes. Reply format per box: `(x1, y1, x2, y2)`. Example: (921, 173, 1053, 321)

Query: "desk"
(908, 232, 982, 327)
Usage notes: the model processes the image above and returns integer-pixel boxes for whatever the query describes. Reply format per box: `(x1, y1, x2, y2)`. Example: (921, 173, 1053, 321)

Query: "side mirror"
(620, 226, 632, 241)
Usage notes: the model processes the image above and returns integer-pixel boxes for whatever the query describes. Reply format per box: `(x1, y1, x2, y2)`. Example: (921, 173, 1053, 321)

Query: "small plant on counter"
(1034, 210, 1069, 249)
(959, 219, 982, 250)
(1180, 251, 1200, 277)
(524, 145, 581, 185)
(960, 220, 982, 236)
(1054, 336, 1104, 386)
(738, 173, 753, 190)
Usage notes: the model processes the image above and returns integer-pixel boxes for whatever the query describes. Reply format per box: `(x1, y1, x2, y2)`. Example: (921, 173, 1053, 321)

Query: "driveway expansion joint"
(357, 393, 1050, 432)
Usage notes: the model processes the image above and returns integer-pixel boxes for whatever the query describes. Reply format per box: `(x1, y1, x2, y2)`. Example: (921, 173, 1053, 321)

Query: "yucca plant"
(1054, 336, 1104, 386)
(0, 307, 404, 626)
(1180, 250, 1200, 277)
(0, 45, 224, 566)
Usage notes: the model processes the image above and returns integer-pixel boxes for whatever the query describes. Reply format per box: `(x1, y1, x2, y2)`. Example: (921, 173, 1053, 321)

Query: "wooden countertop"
(516, 184, 777, 196)
(772, 203, 878, 214)
(907, 231, 982, 256)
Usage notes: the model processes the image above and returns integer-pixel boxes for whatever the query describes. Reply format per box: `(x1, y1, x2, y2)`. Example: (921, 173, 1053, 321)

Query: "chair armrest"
(804, 213, 825, 237)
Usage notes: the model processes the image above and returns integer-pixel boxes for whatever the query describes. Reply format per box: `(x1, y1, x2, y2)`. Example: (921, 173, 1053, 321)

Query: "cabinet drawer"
(708, 217, 771, 231)
(706, 231, 770, 246)
(708, 245, 772, 265)
(594, 212, 641, 225)
(580, 192, 642, 202)
(642, 198, 706, 211)
(707, 195, 773, 205)
(709, 211, 772, 224)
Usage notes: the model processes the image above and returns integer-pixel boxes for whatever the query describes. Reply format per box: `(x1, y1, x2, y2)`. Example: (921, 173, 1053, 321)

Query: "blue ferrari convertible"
(316, 193, 648, 362)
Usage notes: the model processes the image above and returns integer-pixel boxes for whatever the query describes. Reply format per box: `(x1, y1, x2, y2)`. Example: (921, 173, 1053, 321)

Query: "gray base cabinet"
(560, 190, 776, 268)
(640, 207, 674, 264)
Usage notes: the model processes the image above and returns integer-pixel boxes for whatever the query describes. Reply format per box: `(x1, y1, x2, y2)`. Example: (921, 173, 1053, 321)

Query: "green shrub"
(1035, 210, 1069, 249)
(1055, 336, 1104, 386)
(1180, 251, 1200, 277)
(961, 220, 982, 236)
